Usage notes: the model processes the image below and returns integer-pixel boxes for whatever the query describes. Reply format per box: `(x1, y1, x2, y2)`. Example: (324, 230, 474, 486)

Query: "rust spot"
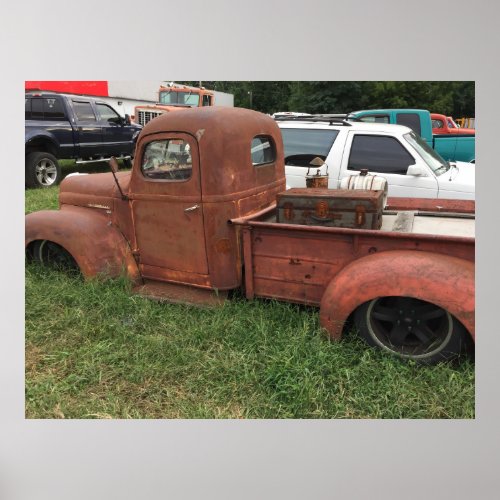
(215, 238, 231, 254)
(315, 201, 329, 219)
(368, 247, 377, 254)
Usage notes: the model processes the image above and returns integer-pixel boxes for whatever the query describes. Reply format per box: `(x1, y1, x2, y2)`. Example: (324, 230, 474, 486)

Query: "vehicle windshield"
(404, 131, 450, 175)
(448, 118, 458, 128)
(159, 90, 200, 107)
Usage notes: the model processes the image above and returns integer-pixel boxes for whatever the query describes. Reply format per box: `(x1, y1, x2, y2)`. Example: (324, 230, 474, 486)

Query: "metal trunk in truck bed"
(276, 188, 384, 229)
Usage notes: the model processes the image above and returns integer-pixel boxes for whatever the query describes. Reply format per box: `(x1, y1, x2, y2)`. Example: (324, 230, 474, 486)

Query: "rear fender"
(319, 250, 475, 341)
(25, 206, 141, 282)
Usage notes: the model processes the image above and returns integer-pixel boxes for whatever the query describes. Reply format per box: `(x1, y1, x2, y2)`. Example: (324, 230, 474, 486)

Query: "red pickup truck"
(431, 113, 475, 136)
(25, 107, 475, 364)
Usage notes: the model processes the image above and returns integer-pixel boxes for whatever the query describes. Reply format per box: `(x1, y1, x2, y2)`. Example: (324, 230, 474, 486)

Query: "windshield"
(404, 131, 450, 175)
(159, 90, 200, 107)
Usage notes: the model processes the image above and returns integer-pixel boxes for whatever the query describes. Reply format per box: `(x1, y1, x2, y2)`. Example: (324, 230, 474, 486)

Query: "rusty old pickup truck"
(25, 107, 475, 364)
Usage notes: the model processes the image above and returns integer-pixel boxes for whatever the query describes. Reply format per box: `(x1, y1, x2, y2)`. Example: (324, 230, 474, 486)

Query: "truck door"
(340, 131, 439, 198)
(71, 99, 103, 158)
(129, 133, 209, 281)
(95, 102, 133, 157)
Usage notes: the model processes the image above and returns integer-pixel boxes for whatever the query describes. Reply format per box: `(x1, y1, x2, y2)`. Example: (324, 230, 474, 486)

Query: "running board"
(75, 155, 131, 165)
(133, 279, 227, 307)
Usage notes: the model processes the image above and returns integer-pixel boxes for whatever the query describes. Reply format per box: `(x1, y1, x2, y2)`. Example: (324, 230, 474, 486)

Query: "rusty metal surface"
(25, 206, 141, 282)
(319, 250, 475, 341)
(242, 219, 473, 307)
(276, 189, 384, 229)
(129, 107, 286, 290)
(386, 197, 475, 214)
(133, 279, 227, 307)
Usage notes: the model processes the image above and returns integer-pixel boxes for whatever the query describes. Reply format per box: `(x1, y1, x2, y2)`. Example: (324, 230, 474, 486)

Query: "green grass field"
(25, 173, 475, 419)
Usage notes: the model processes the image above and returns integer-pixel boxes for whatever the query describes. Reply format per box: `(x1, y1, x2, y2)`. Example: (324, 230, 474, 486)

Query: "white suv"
(277, 117, 475, 200)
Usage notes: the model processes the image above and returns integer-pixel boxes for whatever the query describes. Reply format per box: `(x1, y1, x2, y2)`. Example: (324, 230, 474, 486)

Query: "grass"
(25, 181, 475, 419)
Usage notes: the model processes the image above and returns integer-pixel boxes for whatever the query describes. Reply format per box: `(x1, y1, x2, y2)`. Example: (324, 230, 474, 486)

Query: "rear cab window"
(251, 136, 276, 166)
(280, 128, 339, 166)
(25, 96, 66, 120)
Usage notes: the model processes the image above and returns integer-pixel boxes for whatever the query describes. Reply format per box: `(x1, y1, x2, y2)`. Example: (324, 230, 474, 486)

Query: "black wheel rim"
(38, 241, 77, 270)
(366, 297, 453, 358)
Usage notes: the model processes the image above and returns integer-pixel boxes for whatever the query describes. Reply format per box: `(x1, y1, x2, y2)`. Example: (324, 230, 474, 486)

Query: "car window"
(432, 119, 444, 129)
(96, 103, 121, 122)
(359, 114, 390, 124)
(43, 97, 66, 120)
(31, 98, 44, 119)
(73, 101, 96, 121)
(396, 113, 421, 136)
(25, 97, 66, 120)
(202, 94, 212, 106)
(251, 136, 275, 165)
(280, 128, 339, 165)
(348, 134, 415, 175)
(141, 139, 192, 181)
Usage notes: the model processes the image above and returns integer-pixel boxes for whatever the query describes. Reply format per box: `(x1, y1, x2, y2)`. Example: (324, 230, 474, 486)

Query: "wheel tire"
(353, 296, 472, 364)
(31, 240, 78, 272)
(25, 152, 61, 188)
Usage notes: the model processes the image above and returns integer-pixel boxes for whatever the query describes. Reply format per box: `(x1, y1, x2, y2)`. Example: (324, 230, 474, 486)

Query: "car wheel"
(31, 240, 78, 272)
(353, 296, 472, 364)
(26, 152, 61, 188)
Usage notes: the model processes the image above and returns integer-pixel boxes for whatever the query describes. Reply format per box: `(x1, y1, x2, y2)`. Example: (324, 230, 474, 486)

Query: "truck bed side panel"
(244, 222, 474, 306)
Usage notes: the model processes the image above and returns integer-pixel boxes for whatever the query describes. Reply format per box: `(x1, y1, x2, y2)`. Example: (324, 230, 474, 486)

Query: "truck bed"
(231, 199, 474, 306)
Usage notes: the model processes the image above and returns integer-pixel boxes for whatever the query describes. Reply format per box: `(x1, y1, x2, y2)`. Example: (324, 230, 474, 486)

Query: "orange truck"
(25, 107, 475, 365)
(431, 113, 475, 135)
(133, 83, 215, 126)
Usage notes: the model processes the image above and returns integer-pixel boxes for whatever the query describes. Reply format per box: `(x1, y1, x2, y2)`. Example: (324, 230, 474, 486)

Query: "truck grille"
(137, 109, 164, 126)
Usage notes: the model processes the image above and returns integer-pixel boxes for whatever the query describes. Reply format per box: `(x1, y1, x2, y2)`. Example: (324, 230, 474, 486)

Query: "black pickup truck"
(25, 92, 142, 188)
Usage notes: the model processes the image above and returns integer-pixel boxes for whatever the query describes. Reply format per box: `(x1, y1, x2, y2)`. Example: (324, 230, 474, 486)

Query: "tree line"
(179, 81, 474, 118)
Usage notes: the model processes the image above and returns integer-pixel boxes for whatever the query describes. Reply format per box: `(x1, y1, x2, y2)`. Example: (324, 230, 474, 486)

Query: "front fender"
(319, 250, 475, 341)
(25, 206, 141, 283)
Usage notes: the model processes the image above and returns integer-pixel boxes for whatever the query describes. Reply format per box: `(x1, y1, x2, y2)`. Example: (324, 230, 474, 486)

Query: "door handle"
(184, 204, 200, 212)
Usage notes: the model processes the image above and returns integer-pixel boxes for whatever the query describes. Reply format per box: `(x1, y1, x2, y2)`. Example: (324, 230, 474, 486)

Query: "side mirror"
(407, 164, 428, 177)
(109, 157, 120, 173)
(124, 114, 131, 125)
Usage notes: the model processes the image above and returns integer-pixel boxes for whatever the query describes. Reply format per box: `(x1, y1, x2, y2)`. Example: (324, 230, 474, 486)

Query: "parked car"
(277, 116, 475, 200)
(348, 108, 475, 163)
(25, 92, 142, 188)
(431, 113, 476, 136)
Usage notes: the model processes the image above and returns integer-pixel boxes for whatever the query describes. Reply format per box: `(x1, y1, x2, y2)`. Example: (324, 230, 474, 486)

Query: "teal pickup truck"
(348, 109, 475, 163)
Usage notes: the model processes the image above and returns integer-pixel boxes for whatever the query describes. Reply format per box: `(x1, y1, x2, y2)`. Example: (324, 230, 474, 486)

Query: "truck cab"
(349, 108, 475, 162)
(134, 84, 215, 126)
(26, 107, 285, 290)
(431, 113, 476, 135)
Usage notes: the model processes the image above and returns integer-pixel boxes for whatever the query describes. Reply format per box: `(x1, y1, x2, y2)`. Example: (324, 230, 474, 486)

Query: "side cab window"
(141, 139, 193, 181)
(348, 134, 415, 175)
(96, 103, 121, 123)
(396, 113, 422, 136)
(73, 101, 96, 121)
